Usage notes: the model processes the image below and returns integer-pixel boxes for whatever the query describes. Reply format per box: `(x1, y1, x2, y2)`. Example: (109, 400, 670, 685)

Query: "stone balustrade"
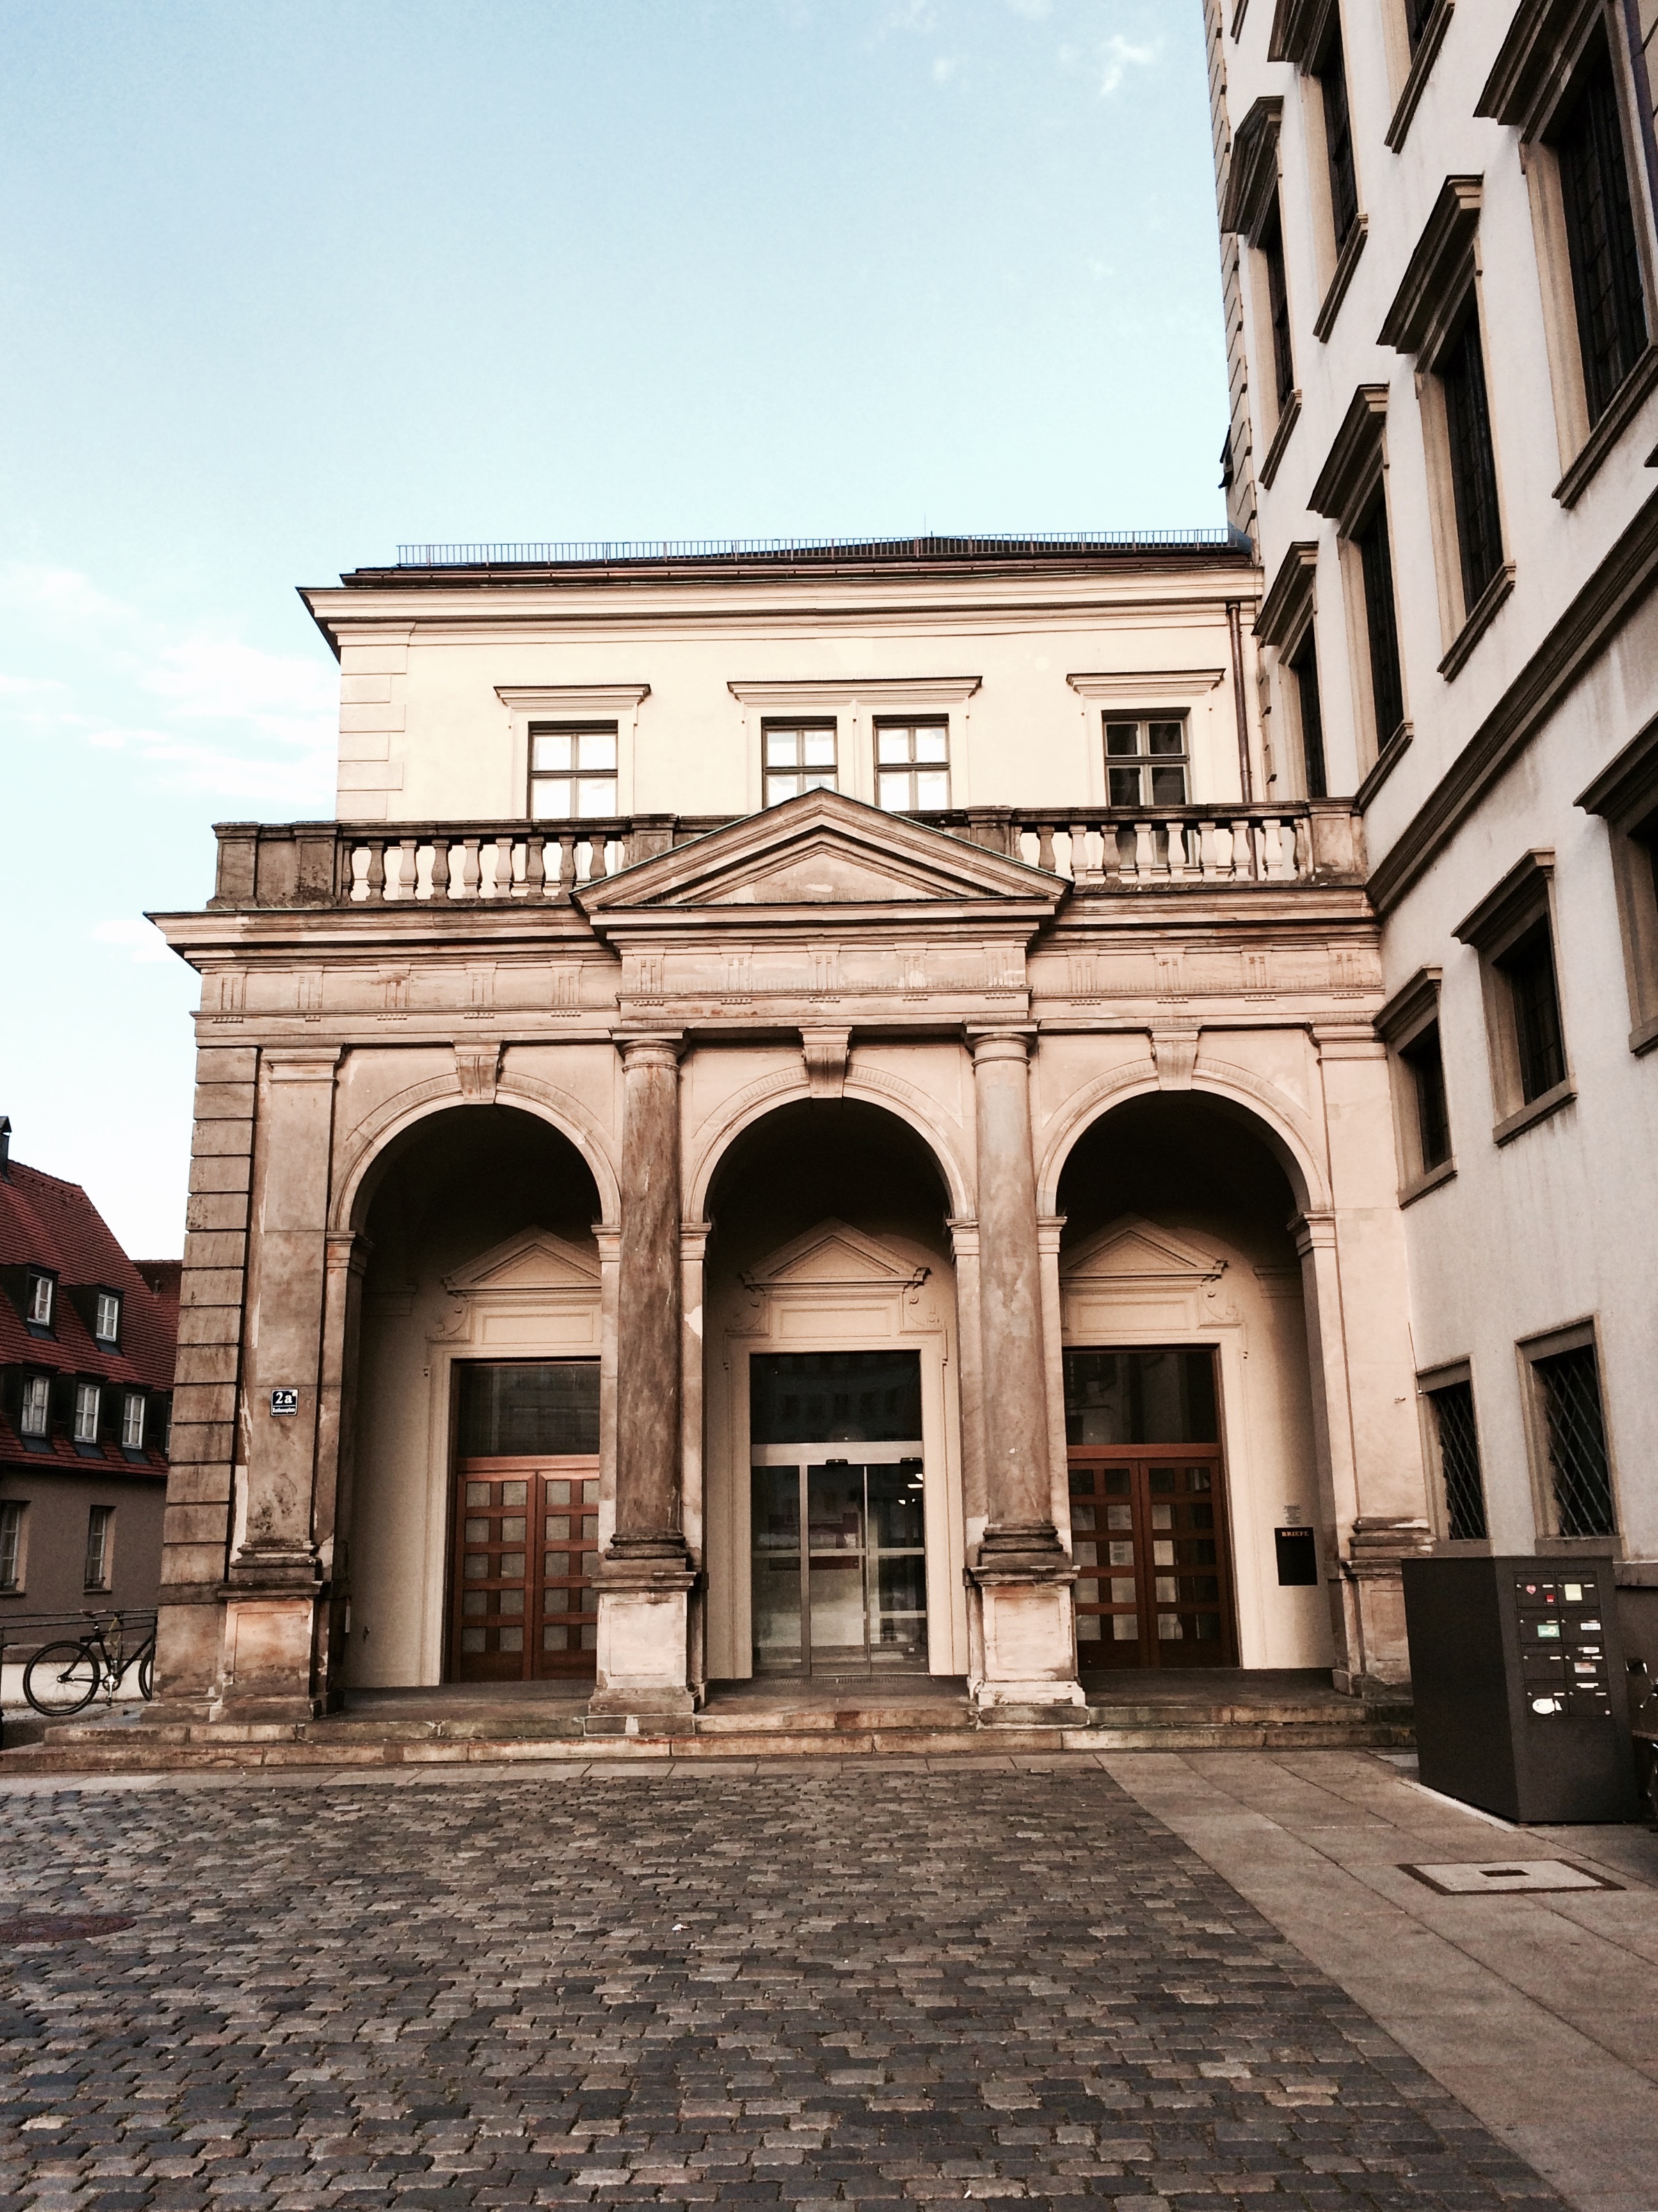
(208, 800, 1365, 909)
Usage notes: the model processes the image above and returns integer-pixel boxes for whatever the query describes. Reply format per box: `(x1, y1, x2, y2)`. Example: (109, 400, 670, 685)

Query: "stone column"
(590, 1035, 696, 1722)
(311, 1228, 367, 1713)
(965, 1030, 1084, 1714)
(219, 1047, 340, 1721)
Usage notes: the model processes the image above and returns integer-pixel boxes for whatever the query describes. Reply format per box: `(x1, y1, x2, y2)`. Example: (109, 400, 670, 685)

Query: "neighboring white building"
(1206, 0, 1658, 1659)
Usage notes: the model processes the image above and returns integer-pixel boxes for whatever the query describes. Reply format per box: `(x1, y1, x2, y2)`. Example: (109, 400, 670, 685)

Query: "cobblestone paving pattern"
(0, 1764, 1568, 2209)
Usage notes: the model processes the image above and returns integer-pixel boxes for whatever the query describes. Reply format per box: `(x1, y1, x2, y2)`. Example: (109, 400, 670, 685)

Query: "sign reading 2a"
(269, 1387, 300, 1417)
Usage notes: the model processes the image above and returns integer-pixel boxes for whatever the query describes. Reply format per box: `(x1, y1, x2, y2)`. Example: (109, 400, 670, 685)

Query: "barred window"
(1552, 38, 1648, 427)
(1532, 1342, 1615, 1536)
(1426, 1380, 1485, 1541)
(1497, 917, 1567, 1103)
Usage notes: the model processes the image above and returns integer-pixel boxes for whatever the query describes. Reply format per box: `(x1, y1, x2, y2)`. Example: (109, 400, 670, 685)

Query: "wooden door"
(1068, 1447, 1236, 1669)
(449, 1456, 600, 1682)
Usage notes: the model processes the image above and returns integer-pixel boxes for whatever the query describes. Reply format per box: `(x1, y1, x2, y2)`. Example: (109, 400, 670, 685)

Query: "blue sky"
(1, 0, 1227, 1254)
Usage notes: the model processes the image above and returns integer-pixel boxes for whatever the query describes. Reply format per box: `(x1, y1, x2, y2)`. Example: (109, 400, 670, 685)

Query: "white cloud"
(141, 636, 335, 751)
(90, 917, 172, 966)
(0, 671, 65, 694)
(1094, 31, 1158, 95)
(932, 51, 962, 80)
(1002, 0, 1052, 17)
(0, 562, 148, 644)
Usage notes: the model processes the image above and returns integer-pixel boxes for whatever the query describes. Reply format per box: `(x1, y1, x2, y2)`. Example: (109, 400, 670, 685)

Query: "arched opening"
(343, 1104, 605, 1691)
(699, 1101, 967, 1683)
(1055, 1093, 1331, 1676)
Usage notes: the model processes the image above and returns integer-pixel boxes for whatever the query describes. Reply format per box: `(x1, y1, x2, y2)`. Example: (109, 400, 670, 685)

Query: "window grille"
(1105, 719, 1189, 807)
(529, 725, 618, 819)
(73, 1382, 100, 1444)
(122, 1392, 145, 1449)
(763, 722, 837, 805)
(0, 1502, 22, 1592)
(1401, 1021, 1451, 1170)
(19, 1375, 50, 1438)
(1428, 1380, 1486, 1540)
(1356, 498, 1405, 746)
(83, 1504, 114, 1592)
(1440, 310, 1504, 612)
(1554, 40, 1648, 426)
(875, 721, 950, 811)
(1498, 918, 1566, 1101)
(1291, 632, 1327, 799)
(1533, 1343, 1615, 1536)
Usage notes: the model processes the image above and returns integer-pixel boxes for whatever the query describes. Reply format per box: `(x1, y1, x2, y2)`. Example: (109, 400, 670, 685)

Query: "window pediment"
(1380, 178, 1483, 357)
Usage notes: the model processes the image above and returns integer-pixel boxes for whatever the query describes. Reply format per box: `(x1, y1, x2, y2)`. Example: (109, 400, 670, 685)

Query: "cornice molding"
(1221, 96, 1284, 240)
(1308, 385, 1389, 530)
(1477, 0, 1604, 133)
(1576, 706, 1658, 820)
(1374, 964, 1442, 1044)
(495, 683, 651, 713)
(1254, 542, 1319, 648)
(1369, 486, 1658, 914)
(1378, 177, 1483, 356)
(1453, 848, 1556, 951)
(726, 675, 982, 709)
(1065, 669, 1227, 702)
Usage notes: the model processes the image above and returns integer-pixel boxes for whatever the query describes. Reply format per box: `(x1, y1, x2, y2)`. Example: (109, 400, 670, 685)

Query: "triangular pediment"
(576, 788, 1063, 921)
(1060, 1216, 1226, 1284)
(443, 1226, 601, 1296)
(745, 1219, 916, 1289)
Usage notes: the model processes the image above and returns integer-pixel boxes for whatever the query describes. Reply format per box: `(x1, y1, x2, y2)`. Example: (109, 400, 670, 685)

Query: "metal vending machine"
(1401, 1556, 1639, 1822)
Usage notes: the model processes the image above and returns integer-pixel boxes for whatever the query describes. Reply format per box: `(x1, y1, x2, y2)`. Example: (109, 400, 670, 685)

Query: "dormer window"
(95, 1290, 122, 1344)
(19, 1375, 50, 1438)
(25, 1272, 54, 1328)
(73, 1382, 101, 1444)
(122, 1392, 146, 1449)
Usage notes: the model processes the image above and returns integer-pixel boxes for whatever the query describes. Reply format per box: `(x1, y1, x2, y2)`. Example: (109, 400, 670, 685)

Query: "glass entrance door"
(750, 1455, 927, 1676)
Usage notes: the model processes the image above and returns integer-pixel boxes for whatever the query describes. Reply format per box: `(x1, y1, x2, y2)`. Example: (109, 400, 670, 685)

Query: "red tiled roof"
(0, 1161, 179, 1393)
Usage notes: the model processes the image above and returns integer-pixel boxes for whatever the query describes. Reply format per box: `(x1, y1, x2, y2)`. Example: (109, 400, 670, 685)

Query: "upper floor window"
(1455, 851, 1574, 1141)
(1355, 494, 1405, 754)
(1378, 967, 1454, 1198)
(1105, 719, 1188, 808)
(875, 721, 950, 812)
(1403, 0, 1437, 52)
(73, 1381, 101, 1445)
(529, 724, 617, 820)
(1316, 24, 1360, 255)
(1289, 629, 1327, 799)
(19, 1375, 50, 1438)
(1522, 1326, 1616, 1538)
(1577, 714, 1658, 1053)
(0, 1500, 23, 1592)
(121, 1391, 146, 1450)
(1552, 36, 1649, 427)
(25, 1271, 54, 1328)
(94, 1290, 121, 1344)
(83, 1503, 114, 1592)
(764, 722, 837, 806)
(1440, 308, 1505, 619)
(1261, 196, 1296, 417)
(1498, 918, 1568, 1104)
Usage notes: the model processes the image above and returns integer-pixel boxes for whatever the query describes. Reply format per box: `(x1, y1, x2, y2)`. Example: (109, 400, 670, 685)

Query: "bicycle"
(22, 1612, 157, 1718)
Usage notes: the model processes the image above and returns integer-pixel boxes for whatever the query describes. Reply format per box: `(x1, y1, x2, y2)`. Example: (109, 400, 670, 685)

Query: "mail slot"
(1403, 1556, 1638, 1822)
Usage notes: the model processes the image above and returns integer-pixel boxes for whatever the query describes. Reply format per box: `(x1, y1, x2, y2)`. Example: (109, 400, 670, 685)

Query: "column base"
(969, 1529, 1085, 1718)
(1337, 1517, 1434, 1689)
(215, 1591, 322, 1724)
(589, 1538, 698, 1728)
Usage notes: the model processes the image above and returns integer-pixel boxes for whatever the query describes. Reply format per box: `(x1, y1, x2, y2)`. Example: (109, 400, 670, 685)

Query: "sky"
(0, 0, 1229, 1257)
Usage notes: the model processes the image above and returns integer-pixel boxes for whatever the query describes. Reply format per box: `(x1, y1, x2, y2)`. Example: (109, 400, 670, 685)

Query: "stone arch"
(331, 1072, 621, 1233)
(687, 1067, 972, 1221)
(1035, 1058, 1330, 1219)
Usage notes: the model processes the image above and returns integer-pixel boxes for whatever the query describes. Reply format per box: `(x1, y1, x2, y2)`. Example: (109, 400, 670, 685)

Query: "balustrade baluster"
(525, 835, 546, 898)
(1231, 818, 1256, 881)
(1067, 820, 1094, 883)
(1035, 822, 1057, 873)
(430, 838, 451, 900)
(491, 834, 514, 898)
(363, 841, 386, 901)
(1165, 820, 1189, 881)
(1133, 820, 1156, 882)
(458, 838, 481, 898)
(1293, 814, 1312, 880)
(392, 840, 417, 900)
(588, 832, 609, 882)
(1199, 819, 1220, 879)
(1266, 816, 1293, 880)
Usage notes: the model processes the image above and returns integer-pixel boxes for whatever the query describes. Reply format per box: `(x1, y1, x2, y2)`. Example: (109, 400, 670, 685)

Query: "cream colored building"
(150, 536, 1434, 1727)
(1207, 0, 1658, 1651)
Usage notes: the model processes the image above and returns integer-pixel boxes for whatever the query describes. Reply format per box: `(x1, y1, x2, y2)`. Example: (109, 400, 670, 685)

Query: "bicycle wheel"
(138, 1650, 154, 1701)
(22, 1641, 102, 1717)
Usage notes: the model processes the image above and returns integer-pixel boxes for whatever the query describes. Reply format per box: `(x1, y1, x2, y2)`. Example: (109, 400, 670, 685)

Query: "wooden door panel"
(448, 1456, 599, 1683)
(1070, 1448, 1236, 1670)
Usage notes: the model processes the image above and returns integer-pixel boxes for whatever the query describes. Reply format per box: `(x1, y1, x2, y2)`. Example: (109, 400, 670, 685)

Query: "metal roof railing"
(392, 527, 1249, 568)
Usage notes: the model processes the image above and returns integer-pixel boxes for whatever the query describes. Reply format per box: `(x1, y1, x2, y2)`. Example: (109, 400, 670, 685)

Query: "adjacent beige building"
(150, 536, 1435, 1726)
(1207, 0, 1658, 1657)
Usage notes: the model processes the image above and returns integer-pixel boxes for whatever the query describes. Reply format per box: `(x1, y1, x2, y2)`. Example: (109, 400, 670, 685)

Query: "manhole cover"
(0, 1914, 135, 1943)
(1401, 1860, 1620, 1895)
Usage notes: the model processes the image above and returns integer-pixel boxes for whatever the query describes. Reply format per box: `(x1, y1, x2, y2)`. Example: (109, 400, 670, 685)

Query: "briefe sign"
(269, 1387, 300, 1417)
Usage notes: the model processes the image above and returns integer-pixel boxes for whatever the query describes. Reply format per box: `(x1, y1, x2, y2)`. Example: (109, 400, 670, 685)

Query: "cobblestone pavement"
(0, 1763, 1568, 2210)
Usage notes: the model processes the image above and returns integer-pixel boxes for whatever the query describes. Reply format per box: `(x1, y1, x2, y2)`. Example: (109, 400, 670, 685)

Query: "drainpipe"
(1227, 599, 1254, 803)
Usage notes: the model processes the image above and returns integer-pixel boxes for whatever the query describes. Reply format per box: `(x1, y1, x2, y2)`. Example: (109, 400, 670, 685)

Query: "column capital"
(263, 1046, 342, 1081)
(617, 1031, 684, 1068)
(1290, 1208, 1338, 1257)
(967, 1026, 1035, 1064)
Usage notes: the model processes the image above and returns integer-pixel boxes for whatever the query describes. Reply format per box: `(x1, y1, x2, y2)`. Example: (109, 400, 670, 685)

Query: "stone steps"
(0, 1696, 1413, 1775)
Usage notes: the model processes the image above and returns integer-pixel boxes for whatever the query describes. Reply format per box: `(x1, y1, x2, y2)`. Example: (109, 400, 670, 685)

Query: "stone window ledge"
(1259, 392, 1303, 491)
(1555, 343, 1658, 509)
(1314, 218, 1369, 344)
(1355, 722, 1412, 814)
(1386, 1, 1454, 152)
(1439, 562, 1517, 681)
(1399, 1157, 1457, 1207)
(1493, 1076, 1575, 1146)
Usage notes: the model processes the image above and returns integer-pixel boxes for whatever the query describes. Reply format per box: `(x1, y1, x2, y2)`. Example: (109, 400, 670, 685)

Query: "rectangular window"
(73, 1381, 101, 1444)
(458, 1361, 600, 1459)
(1318, 27, 1360, 252)
(875, 721, 950, 812)
(26, 1273, 54, 1326)
(1104, 718, 1189, 808)
(0, 1501, 22, 1591)
(1262, 196, 1296, 415)
(95, 1290, 121, 1344)
(1403, 0, 1436, 51)
(1531, 1341, 1615, 1536)
(1356, 495, 1405, 749)
(1552, 39, 1649, 428)
(83, 1504, 114, 1592)
(19, 1375, 50, 1438)
(1497, 916, 1567, 1103)
(1439, 308, 1504, 614)
(763, 722, 837, 805)
(528, 724, 619, 820)
(1401, 1021, 1451, 1170)
(121, 1392, 145, 1449)
(1426, 1380, 1487, 1541)
(1290, 630, 1327, 799)
(1062, 1348, 1219, 1446)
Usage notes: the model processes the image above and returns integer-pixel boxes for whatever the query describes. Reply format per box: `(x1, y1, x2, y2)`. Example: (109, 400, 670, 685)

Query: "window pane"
(802, 731, 836, 767)
(1535, 1344, 1614, 1536)
(1150, 763, 1188, 806)
(1062, 1349, 1218, 1445)
(878, 770, 911, 809)
(765, 730, 800, 767)
(1357, 498, 1405, 746)
(576, 730, 616, 772)
(1105, 722, 1142, 757)
(765, 774, 800, 805)
(750, 1348, 923, 1447)
(1148, 721, 1185, 757)
(1293, 635, 1328, 799)
(1499, 918, 1566, 1102)
(1429, 1381, 1486, 1541)
(532, 732, 573, 772)
(1402, 1023, 1451, 1170)
(458, 1362, 600, 1457)
(122, 1394, 145, 1449)
(74, 1384, 99, 1442)
(877, 729, 910, 764)
(20, 1377, 49, 1435)
(530, 778, 573, 818)
(1441, 310, 1504, 612)
(914, 770, 950, 810)
(575, 778, 616, 818)
(804, 772, 835, 793)
(1108, 765, 1142, 807)
(914, 727, 948, 763)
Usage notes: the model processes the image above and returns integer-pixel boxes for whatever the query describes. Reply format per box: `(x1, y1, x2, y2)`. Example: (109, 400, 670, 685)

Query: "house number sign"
(269, 1387, 300, 1417)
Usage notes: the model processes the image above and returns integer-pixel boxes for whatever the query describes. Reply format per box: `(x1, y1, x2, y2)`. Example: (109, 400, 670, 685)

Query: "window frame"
(1453, 849, 1577, 1142)
(94, 1289, 122, 1345)
(1268, 0, 1369, 333)
(24, 1271, 55, 1330)
(1517, 1317, 1619, 1545)
(0, 1499, 27, 1593)
(1415, 1358, 1490, 1547)
(761, 719, 839, 806)
(72, 1380, 102, 1446)
(121, 1390, 146, 1451)
(1220, 98, 1302, 485)
(873, 718, 952, 814)
(1102, 715, 1192, 810)
(1576, 709, 1658, 1051)
(1478, 1, 1658, 502)
(1382, 0, 1455, 153)
(18, 1372, 51, 1438)
(1307, 386, 1411, 786)
(527, 721, 621, 822)
(1255, 542, 1335, 801)
(1376, 966, 1456, 1200)
(83, 1502, 115, 1593)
